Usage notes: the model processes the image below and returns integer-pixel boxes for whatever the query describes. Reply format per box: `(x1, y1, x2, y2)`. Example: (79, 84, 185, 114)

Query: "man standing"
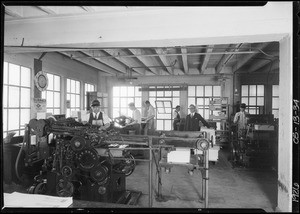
(233, 103, 249, 138)
(185, 104, 210, 131)
(122, 102, 142, 135)
(173, 105, 181, 130)
(85, 99, 111, 130)
(142, 100, 155, 135)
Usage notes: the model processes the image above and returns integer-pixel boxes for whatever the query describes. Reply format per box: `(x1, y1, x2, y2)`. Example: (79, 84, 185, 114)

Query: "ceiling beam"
(103, 49, 145, 75)
(232, 42, 270, 72)
(180, 48, 188, 74)
(81, 50, 127, 74)
(252, 59, 279, 73)
(81, 6, 95, 12)
(36, 6, 56, 15)
(154, 48, 173, 75)
(128, 49, 159, 75)
(200, 45, 214, 74)
(248, 57, 279, 73)
(5, 7, 23, 18)
(61, 51, 119, 75)
(215, 43, 243, 74)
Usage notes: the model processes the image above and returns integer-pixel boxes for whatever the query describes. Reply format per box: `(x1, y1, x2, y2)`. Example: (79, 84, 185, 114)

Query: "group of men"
(84, 99, 155, 135)
(85, 99, 249, 135)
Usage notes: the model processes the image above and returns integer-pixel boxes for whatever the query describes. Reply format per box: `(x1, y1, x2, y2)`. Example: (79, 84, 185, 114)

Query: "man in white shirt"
(85, 99, 111, 131)
(122, 102, 141, 135)
(142, 100, 156, 135)
(233, 103, 249, 138)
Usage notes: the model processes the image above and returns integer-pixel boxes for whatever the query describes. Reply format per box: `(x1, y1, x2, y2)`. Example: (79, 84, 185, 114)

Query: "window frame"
(148, 85, 180, 131)
(41, 72, 61, 115)
(112, 86, 142, 119)
(3, 62, 32, 137)
(240, 84, 265, 115)
(66, 78, 81, 117)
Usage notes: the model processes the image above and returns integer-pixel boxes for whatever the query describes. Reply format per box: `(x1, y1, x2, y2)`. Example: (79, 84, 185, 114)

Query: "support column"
(277, 35, 293, 212)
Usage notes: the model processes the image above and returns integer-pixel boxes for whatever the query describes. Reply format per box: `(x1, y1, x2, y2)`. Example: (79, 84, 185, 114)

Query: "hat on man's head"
(91, 99, 100, 107)
(189, 104, 196, 109)
(128, 102, 135, 107)
(240, 103, 246, 108)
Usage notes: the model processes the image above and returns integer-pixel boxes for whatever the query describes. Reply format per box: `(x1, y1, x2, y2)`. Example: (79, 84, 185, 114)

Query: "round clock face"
(35, 71, 48, 91)
(38, 75, 47, 88)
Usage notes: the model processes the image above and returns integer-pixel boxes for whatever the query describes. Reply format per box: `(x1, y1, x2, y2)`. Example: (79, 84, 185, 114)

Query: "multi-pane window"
(3, 62, 31, 137)
(241, 85, 264, 114)
(66, 79, 81, 118)
(272, 85, 279, 118)
(84, 83, 95, 109)
(41, 73, 61, 115)
(112, 86, 142, 118)
(188, 85, 221, 119)
(149, 86, 180, 131)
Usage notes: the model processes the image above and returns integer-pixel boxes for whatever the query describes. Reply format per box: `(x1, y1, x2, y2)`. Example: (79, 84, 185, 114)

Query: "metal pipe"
(69, 50, 259, 59)
(149, 138, 153, 207)
(204, 150, 209, 208)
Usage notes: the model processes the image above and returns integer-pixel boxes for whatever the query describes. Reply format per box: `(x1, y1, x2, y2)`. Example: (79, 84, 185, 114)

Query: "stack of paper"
(3, 192, 73, 208)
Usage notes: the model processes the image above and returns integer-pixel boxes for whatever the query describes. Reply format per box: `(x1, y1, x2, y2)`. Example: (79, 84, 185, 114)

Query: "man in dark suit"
(185, 104, 210, 131)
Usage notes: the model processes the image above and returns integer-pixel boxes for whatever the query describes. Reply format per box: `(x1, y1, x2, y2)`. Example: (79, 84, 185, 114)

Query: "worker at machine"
(84, 99, 111, 130)
(142, 100, 156, 135)
(233, 103, 249, 138)
(185, 104, 210, 131)
(173, 105, 181, 130)
(122, 102, 142, 135)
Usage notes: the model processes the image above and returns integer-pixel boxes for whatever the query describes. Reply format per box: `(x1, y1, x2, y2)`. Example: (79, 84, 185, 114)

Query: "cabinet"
(208, 97, 230, 147)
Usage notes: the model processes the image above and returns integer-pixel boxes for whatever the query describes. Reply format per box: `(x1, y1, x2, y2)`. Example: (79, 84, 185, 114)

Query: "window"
(188, 85, 221, 119)
(241, 85, 264, 114)
(84, 83, 96, 109)
(272, 85, 279, 118)
(149, 86, 180, 131)
(41, 73, 61, 115)
(66, 79, 81, 117)
(112, 86, 142, 118)
(3, 62, 31, 137)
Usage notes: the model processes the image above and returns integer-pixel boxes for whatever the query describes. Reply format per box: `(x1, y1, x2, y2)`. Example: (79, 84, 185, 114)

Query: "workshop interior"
(2, 2, 295, 212)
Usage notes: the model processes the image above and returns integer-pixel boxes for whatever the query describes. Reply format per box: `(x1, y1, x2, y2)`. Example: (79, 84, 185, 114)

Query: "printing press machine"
(230, 114, 278, 168)
(4, 116, 212, 208)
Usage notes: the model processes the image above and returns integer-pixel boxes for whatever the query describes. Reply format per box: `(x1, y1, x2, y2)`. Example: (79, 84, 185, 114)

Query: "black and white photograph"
(1, 1, 298, 213)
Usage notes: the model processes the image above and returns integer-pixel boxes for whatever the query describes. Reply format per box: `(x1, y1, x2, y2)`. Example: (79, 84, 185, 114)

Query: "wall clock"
(34, 71, 48, 91)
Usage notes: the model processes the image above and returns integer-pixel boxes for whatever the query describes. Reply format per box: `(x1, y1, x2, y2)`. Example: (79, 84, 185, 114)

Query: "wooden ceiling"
(4, 6, 280, 77)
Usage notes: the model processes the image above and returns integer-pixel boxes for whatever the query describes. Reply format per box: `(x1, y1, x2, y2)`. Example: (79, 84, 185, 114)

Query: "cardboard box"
(167, 147, 190, 163)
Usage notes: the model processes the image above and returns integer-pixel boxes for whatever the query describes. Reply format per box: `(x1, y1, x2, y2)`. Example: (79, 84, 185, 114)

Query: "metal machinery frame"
(230, 114, 277, 168)
(16, 117, 210, 208)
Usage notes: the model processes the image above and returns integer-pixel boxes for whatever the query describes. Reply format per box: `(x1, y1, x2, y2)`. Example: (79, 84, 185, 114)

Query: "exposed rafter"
(61, 51, 119, 75)
(81, 6, 95, 12)
(128, 49, 159, 75)
(215, 43, 243, 74)
(200, 45, 214, 74)
(232, 42, 269, 72)
(36, 6, 56, 15)
(253, 59, 279, 73)
(248, 57, 278, 73)
(103, 49, 145, 75)
(81, 50, 127, 74)
(154, 48, 173, 75)
(180, 48, 188, 74)
(5, 7, 22, 18)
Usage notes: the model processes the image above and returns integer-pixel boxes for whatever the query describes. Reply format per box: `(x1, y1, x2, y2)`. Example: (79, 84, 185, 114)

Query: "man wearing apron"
(86, 99, 111, 130)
